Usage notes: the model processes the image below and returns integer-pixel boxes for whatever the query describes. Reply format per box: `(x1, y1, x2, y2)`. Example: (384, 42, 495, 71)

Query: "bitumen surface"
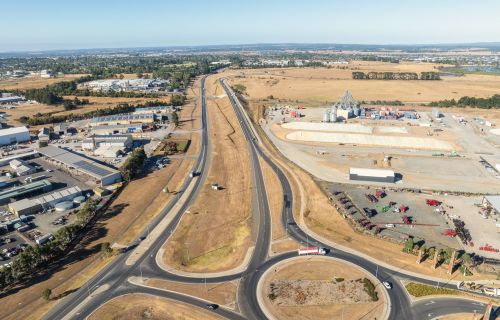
(42, 77, 496, 320)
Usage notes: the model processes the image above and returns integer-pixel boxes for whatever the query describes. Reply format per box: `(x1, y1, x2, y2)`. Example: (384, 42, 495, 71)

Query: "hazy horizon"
(1, 0, 499, 52)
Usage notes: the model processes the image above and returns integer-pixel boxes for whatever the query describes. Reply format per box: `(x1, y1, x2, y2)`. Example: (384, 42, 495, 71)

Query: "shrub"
(362, 278, 378, 301)
(405, 282, 459, 297)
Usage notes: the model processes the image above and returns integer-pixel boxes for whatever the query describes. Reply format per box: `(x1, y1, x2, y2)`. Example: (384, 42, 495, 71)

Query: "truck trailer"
(297, 247, 327, 256)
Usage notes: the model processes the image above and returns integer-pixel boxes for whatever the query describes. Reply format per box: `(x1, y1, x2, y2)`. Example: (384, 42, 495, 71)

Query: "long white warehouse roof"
(0, 126, 29, 136)
(349, 167, 395, 178)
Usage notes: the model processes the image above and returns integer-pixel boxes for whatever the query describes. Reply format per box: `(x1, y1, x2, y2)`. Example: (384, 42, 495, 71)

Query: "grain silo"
(323, 110, 330, 122)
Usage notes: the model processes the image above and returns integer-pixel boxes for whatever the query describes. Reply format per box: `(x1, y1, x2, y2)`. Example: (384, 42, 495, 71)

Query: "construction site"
(260, 90, 500, 261)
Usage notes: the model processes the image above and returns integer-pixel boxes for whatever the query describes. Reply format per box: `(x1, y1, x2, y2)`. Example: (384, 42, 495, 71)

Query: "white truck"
(483, 287, 500, 297)
(298, 247, 327, 256)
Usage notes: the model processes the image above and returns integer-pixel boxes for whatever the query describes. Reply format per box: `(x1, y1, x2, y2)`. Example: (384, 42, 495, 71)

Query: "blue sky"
(1, 0, 499, 52)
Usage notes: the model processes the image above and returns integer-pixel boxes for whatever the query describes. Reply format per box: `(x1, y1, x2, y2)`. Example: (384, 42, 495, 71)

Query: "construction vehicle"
(380, 205, 391, 213)
(479, 245, 499, 253)
(298, 247, 327, 256)
(442, 229, 457, 237)
(402, 215, 412, 224)
(375, 189, 386, 198)
(426, 199, 441, 206)
(483, 287, 500, 297)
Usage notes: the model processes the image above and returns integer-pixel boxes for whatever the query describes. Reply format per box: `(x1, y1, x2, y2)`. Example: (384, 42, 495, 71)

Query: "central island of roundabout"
(257, 255, 389, 320)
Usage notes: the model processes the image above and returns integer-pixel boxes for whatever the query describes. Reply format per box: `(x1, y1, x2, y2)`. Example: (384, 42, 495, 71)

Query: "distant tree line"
(352, 71, 440, 80)
(428, 94, 500, 109)
(0, 199, 97, 291)
(362, 100, 405, 106)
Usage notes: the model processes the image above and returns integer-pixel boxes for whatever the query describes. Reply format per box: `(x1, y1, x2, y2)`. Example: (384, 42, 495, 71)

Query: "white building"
(9, 159, 36, 177)
(0, 127, 30, 146)
(82, 135, 133, 151)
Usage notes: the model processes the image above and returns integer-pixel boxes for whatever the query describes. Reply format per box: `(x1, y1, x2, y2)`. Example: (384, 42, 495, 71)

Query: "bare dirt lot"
(225, 62, 500, 105)
(89, 293, 223, 320)
(162, 75, 253, 273)
(261, 257, 385, 320)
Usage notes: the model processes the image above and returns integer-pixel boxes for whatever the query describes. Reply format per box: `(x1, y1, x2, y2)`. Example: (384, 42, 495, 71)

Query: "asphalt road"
(42, 76, 496, 320)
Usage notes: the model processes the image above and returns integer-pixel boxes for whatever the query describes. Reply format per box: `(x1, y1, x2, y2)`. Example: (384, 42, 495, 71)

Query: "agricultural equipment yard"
(322, 182, 500, 259)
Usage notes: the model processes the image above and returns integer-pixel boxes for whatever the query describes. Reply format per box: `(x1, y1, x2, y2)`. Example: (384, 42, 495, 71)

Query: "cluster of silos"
(323, 106, 338, 123)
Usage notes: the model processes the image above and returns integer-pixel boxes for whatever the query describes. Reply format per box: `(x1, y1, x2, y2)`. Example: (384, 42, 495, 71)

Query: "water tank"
(347, 107, 354, 118)
(353, 106, 361, 117)
(55, 201, 73, 212)
(323, 110, 330, 122)
(330, 111, 337, 122)
(73, 196, 86, 205)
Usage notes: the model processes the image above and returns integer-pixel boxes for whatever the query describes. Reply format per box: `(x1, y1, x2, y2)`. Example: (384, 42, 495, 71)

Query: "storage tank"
(55, 201, 73, 212)
(73, 196, 86, 205)
(330, 111, 337, 122)
(347, 107, 354, 118)
(353, 106, 361, 117)
(322, 110, 330, 122)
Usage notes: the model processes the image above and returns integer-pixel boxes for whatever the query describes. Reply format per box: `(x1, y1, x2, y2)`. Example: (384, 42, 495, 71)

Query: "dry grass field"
(146, 278, 238, 308)
(0, 74, 87, 90)
(162, 75, 253, 273)
(0, 79, 202, 320)
(261, 257, 385, 320)
(89, 293, 223, 320)
(225, 61, 500, 105)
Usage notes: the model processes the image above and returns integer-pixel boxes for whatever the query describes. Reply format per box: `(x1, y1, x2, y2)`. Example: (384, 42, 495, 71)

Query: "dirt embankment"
(162, 75, 253, 273)
(89, 293, 223, 320)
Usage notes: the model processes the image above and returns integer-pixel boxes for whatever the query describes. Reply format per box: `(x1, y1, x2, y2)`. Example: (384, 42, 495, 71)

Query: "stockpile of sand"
(282, 122, 373, 134)
(286, 131, 453, 150)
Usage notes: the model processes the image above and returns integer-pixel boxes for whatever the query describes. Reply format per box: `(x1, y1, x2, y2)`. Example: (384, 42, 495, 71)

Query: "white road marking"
(425, 301, 435, 305)
(427, 313, 433, 317)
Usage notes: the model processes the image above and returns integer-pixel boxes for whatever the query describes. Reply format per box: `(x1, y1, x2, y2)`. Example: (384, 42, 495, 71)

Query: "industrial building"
(0, 96, 24, 104)
(9, 159, 36, 176)
(90, 123, 143, 135)
(89, 113, 155, 127)
(8, 186, 83, 216)
(482, 196, 500, 216)
(349, 168, 395, 183)
(0, 179, 53, 205)
(38, 128, 51, 142)
(0, 150, 39, 166)
(0, 126, 31, 146)
(134, 105, 175, 115)
(82, 134, 133, 151)
(323, 90, 360, 122)
(37, 146, 121, 186)
(53, 123, 75, 137)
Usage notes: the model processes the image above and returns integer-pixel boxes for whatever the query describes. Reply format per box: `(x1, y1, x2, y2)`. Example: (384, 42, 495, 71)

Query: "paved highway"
(43, 76, 496, 320)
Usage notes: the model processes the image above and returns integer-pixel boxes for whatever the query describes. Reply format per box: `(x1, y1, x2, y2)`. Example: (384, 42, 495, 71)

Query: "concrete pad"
(282, 122, 373, 134)
(377, 126, 408, 134)
(286, 131, 454, 150)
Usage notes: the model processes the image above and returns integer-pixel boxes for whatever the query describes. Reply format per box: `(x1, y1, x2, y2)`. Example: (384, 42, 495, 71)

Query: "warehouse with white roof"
(37, 146, 121, 186)
(0, 126, 30, 146)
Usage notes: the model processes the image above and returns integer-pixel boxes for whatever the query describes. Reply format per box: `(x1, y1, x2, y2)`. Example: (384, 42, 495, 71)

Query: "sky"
(1, 0, 499, 52)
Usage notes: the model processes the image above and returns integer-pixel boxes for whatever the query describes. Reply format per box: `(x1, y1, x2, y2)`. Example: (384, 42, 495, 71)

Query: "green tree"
(42, 288, 52, 301)
(100, 242, 112, 256)
(171, 111, 179, 127)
